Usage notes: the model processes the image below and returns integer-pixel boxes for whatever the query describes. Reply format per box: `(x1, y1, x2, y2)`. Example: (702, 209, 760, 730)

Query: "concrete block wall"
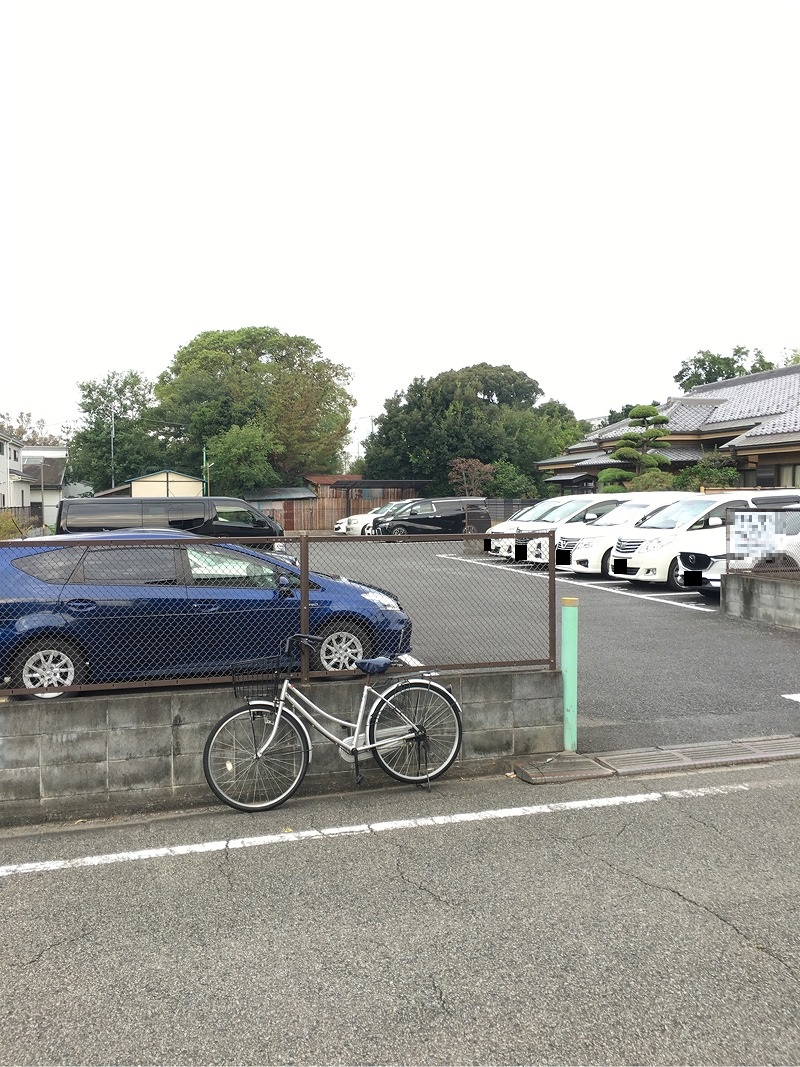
(0, 668, 562, 825)
(723, 573, 800, 630)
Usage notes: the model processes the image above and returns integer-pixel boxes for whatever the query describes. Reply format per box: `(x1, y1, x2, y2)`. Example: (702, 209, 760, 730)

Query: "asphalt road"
(2, 762, 799, 1065)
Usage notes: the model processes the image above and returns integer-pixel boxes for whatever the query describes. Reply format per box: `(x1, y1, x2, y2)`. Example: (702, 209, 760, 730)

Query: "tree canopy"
(361, 364, 585, 494)
(66, 371, 164, 490)
(66, 328, 355, 494)
(673, 346, 777, 392)
(154, 328, 354, 489)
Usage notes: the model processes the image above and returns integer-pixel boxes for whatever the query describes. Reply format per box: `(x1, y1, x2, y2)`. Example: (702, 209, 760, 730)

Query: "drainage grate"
(593, 749, 694, 775)
(668, 742, 747, 762)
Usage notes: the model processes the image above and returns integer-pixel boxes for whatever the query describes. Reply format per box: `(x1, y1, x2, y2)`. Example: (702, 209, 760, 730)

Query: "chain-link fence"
(0, 532, 556, 697)
(725, 508, 800, 580)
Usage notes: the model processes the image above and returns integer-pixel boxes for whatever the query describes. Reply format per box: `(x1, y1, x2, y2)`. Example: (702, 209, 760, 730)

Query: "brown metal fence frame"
(4, 531, 557, 696)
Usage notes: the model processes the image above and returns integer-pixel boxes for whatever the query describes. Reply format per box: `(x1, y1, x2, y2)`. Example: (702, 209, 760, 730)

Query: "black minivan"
(371, 497, 492, 535)
(55, 496, 284, 541)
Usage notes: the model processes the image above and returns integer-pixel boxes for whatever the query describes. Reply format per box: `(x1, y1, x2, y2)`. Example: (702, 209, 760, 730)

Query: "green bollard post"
(562, 596, 578, 752)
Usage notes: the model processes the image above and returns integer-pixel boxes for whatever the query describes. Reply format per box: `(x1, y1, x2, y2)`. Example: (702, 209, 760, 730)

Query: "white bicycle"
(203, 634, 464, 812)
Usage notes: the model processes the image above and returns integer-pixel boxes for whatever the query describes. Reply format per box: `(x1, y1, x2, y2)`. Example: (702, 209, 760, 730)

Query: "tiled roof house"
(538, 365, 800, 492)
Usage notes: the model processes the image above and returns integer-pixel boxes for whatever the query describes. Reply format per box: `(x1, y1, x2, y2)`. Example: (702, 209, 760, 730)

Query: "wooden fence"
(271, 497, 531, 532)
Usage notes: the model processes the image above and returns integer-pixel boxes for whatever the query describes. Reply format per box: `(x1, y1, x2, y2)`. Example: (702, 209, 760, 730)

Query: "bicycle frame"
(251, 675, 424, 760)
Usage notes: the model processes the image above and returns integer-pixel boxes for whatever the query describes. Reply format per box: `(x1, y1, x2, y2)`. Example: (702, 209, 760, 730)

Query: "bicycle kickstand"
(353, 750, 363, 787)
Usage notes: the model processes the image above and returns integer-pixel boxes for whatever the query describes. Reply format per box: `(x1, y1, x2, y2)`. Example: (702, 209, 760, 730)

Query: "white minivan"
(563, 492, 700, 578)
(609, 489, 800, 591)
(678, 496, 800, 596)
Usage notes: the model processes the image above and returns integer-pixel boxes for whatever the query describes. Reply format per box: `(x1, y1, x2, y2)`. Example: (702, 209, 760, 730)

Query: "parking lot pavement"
(446, 550, 800, 755)
(444, 552, 719, 610)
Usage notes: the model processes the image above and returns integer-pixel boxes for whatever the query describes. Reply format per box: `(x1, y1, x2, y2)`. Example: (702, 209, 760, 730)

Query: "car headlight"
(639, 535, 675, 553)
(360, 590, 401, 610)
(573, 537, 599, 551)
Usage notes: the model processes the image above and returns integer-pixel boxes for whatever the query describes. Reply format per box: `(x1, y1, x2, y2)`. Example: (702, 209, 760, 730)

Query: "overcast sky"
(1, 0, 798, 453)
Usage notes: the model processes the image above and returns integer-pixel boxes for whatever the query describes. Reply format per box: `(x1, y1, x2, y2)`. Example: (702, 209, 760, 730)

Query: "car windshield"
(591, 501, 653, 527)
(510, 499, 567, 522)
(638, 498, 717, 530)
(531, 497, 599, 524)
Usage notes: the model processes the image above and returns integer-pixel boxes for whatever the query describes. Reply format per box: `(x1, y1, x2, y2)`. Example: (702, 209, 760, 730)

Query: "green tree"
(674, 346, 777, 391)
(783, 348, 800, 366)
(205, 423, 282, 496)
(598, 405, 670, 491)
(154, 327, 354, 487)
(486, 460, 538, 498)
(600, 403, 635, 428)
(672, 450, 739, 492)
(66, 371, 164, 492)
(363, 364, 583, 493)
(627, 469, 675, 491)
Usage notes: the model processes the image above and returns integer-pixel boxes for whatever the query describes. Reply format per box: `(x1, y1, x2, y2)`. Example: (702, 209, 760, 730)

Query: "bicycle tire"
(203, 702, 309, 812)
(367, 681, 463, 784)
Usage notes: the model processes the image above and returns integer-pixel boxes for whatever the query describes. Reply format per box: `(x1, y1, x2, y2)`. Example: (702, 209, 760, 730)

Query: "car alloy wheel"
(11, 640, 88, 698)
(312, 624, 372, 671)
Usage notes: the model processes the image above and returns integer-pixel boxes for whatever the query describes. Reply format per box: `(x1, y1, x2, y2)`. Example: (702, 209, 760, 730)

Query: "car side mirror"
(708, 516, 724, 527)
(584, 512, 598, 523)
(278, 575, 294, 597)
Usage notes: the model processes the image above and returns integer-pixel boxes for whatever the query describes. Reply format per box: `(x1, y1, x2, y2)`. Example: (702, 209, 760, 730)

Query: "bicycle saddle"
(354, 656, 392, 675)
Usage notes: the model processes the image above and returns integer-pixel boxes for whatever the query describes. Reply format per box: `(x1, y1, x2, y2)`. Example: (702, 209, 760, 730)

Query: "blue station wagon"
(0, 531, 413, 696)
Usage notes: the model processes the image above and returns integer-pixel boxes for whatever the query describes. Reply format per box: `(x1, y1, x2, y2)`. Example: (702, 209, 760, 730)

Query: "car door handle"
(191, 601, 221, 613)
(62, 599, 98, 613)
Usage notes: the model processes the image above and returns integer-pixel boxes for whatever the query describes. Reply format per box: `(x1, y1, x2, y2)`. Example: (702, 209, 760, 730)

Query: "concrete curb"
(513, 734, 800, 784)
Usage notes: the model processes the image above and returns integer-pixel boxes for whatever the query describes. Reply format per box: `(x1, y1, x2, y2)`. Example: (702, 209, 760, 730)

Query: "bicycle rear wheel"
(203, 703, 309, 812)
(367, 681, 463, 784)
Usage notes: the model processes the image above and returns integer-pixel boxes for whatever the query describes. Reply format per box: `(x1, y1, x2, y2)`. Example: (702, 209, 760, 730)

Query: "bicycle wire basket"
(231, 655, 284, 702)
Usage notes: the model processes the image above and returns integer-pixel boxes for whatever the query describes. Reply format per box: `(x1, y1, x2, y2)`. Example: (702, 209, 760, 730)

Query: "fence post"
(548, 532, 557, 668)
(299, 535, 310, 683)
(561, 596, 578, 752)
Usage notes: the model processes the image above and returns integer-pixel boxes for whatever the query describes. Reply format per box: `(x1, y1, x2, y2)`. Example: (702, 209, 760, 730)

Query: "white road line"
(783, 694, 800, 703)
(440, 556, 716, 611)
(0, 782, 757, 881)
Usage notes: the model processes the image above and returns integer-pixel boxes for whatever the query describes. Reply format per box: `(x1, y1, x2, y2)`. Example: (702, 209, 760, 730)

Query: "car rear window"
(76, 546, 181, 585)
(12, 546, 86, 583)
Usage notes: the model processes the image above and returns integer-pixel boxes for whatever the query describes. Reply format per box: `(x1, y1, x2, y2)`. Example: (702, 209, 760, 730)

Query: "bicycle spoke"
(368, 683, 463, 785)
(203, 706, 309, 812)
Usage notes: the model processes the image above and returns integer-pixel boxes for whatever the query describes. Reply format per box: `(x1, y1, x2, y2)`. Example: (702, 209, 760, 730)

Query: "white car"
(678, 500, 800, 596)
(565, 492, 699, 578)
(335, 500, 416, 537)
(609, 489, 800, 591)
(518, 494, 633, 565)
(334, 506, 383, 536)
(485, 497, 571, 557)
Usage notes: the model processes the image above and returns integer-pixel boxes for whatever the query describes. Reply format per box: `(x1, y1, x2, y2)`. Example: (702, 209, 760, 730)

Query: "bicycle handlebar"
(284, 633, 324, 655)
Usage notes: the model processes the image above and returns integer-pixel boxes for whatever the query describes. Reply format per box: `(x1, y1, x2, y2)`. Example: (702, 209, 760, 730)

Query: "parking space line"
(783, 694, 800, 703)
(440, 555, 717, 611)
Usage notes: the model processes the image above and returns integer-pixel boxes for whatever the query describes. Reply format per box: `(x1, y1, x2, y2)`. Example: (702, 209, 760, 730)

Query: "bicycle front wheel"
(367, 682, 463, 784)
(203, 703, 309, 812)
